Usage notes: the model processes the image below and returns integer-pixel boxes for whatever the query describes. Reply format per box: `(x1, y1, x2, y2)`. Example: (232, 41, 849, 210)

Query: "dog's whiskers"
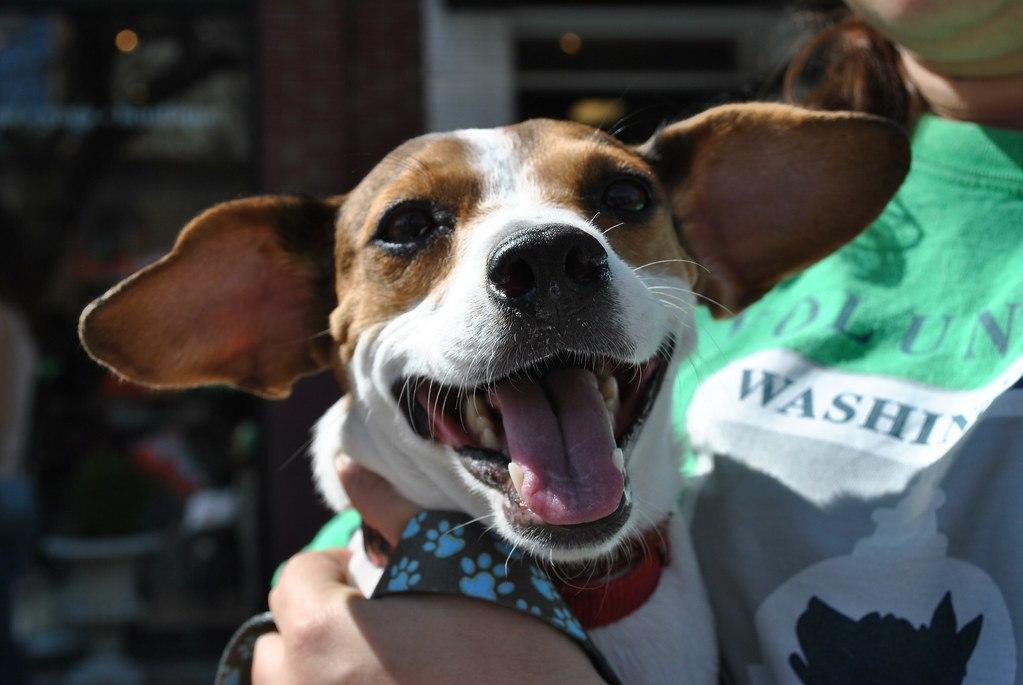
(601, 221, 625, 236)
(633, 258, 709, 274)
(641, 281, 735, 317)
(262, 327, 332, 350)
(502, 537, 522, 575)
(628, 500, 669, 561)
(654, 292, 692, 308)
(650, 298, 697, 316)
(445, 512, 496, 538)
(305, 328, 331, 341)
(657, 299, 697, 323)
(277, 434, 316, 472)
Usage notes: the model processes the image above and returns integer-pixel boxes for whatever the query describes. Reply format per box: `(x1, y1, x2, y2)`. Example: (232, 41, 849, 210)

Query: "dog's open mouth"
(397, 340, 672, 536)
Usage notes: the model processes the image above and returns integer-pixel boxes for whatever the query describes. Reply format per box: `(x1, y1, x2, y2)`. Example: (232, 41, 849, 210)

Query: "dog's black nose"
(487, 226, 610, 317)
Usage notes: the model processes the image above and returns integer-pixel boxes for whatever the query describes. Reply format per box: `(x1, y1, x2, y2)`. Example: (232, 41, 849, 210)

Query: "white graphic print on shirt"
(745, 481, 1014, 684)
(686, 350, 1022, 684)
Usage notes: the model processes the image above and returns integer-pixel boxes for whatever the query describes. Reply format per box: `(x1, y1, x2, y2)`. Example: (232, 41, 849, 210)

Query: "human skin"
(252, 462, 604, 685)
(252, 2, 1022, 682)
(847, 0, 1023, 73)
(847, 0, 1023, 127)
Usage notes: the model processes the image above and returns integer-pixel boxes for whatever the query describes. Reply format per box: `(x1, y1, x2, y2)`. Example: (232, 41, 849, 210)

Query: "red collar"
(551, 523, 670, 630)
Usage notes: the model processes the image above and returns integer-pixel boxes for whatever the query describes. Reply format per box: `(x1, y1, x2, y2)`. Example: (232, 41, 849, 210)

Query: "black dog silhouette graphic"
(789, 592, 983, 684)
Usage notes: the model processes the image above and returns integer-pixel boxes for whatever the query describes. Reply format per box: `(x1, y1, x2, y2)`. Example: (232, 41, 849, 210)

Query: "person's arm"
(252, 464, 603, 685)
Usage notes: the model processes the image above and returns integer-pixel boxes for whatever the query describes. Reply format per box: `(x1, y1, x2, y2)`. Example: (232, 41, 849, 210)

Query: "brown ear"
(79, 195, 341, 398)
(641, 103, 909, 317)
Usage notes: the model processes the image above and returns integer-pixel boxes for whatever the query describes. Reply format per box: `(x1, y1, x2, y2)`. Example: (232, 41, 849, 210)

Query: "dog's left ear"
(79, 195, 342, 399)
(640, 103, 910, 317)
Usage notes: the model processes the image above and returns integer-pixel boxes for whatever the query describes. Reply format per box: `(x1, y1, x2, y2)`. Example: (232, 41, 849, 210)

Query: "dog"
(79, 102, 908, 683)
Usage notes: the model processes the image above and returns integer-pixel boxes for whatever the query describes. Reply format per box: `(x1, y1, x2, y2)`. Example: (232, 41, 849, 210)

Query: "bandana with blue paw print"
(373, 510, 621, 684)
(213, 511, 622, 685)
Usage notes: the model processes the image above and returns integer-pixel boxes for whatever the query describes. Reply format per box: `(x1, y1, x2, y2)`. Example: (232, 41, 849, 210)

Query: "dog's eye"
(377, 206, 436, 246)
(602, 178, 649, 215)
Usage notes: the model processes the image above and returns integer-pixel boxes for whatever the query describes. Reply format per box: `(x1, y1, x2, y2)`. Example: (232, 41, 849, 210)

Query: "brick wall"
(260, 0, 423, 194)
(258, 0, 423, 577)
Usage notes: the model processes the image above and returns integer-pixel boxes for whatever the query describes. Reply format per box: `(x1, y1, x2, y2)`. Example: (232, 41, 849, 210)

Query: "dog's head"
(80, 103, 908, 560)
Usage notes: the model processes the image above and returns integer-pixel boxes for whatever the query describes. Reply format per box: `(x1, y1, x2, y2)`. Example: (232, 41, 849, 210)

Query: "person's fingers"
(269, 548, 355, 637)
(252, 632, 287, 685)
(337, 458, 420, 546)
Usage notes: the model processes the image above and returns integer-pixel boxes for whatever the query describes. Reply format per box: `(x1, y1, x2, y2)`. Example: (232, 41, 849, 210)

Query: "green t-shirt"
(681, 114, 1023, 683)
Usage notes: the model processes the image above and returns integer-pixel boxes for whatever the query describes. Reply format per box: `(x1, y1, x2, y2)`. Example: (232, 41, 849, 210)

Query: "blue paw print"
(401, 512, 428, 540)
(422, 519, 465, 558)
(529, 565, 559, 601)
(515, 598, 543, 617)
(458, 553, 515, 600)
(551, 607, 587, 641)
(386, 557, 421, 591)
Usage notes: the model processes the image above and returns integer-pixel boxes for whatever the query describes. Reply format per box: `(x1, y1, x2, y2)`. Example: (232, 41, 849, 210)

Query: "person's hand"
(252, 460, 602, 685)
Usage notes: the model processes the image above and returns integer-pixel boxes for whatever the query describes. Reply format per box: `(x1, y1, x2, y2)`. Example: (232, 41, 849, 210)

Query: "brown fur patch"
(79, 196, 340, 398)
(514, 119, 700, 285)
(642, 103, 909, 315)
(329, 135, 483, 365)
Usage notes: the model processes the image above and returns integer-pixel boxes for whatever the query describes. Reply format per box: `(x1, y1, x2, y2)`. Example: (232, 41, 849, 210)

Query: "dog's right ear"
(640, 103, 910, 317)
(79, 195, 342, 399)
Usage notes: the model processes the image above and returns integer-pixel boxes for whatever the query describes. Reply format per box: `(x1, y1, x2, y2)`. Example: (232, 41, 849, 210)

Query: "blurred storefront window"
(1, 5, 261, 681)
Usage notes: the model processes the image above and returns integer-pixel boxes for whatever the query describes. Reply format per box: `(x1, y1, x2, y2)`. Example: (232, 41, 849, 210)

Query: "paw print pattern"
(529, 564, 559, 601)
(386, 557, 422, 591)
(515, 598, 543, 617)
(551, 607, 587, 641)
(458, 553, 515, 600)
(372, 511, 603, 675)
(401, 512, 428, 540)
(421, 519, 466, 558)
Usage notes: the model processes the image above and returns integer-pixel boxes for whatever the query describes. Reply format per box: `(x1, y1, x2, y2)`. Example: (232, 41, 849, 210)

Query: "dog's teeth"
(612, 447, 625, 472)
(584, 372, 599, 389)
(480, 427, 500, 451)
(464, 396, 495, 437)
(476, 397, 493, 422)
(601, 375, 620, 416)
(463, 396, 479, 426)
(600, 375, 618, 401)
(464, 394, 499, 449)
(508, 462, 525, 496)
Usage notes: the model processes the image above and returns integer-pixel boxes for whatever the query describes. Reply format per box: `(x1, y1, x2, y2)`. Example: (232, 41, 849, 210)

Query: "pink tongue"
(490, 368, 623, 525)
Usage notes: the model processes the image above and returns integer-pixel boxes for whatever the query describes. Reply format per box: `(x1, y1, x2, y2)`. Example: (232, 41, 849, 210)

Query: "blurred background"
(0, 0, 822, 682)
